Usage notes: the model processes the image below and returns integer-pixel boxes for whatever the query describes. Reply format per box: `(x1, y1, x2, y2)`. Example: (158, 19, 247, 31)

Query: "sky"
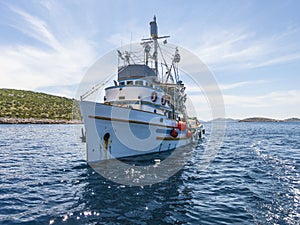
(0, 0, 300, 120)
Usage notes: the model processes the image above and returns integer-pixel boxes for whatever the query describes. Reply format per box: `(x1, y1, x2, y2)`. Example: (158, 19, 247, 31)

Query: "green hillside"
(0, 89, 80, 120)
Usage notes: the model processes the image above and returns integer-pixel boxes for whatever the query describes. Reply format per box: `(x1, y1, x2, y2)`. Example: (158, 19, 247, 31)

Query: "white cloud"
(188, 27, 300, 70)
(107, 33, 131, 47)
(264, 90, 300, 105)
(233, 89, 300, 107)
(220, 80, 268, 90)
(250, 53, 300, 68)
(223, 94, 269, 108)
(0, 42, 95, 94)
(9, 6, 62, 51)
(0, 6, 97, 97)
(223, 89, 300, 118)
(105, 18, 147, 48)
(185, 80, 268, 95)
(186, 88, 300, 120)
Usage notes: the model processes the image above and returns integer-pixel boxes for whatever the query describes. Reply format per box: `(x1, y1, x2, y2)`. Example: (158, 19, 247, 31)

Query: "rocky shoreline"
(0, 117, 82, 124)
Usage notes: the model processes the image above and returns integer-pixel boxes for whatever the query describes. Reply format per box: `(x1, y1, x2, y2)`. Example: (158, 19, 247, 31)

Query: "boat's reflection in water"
(74, 144, 204, 224)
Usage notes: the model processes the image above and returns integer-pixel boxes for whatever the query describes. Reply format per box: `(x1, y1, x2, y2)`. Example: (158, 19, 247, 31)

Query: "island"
(238, 117, 300, 122)
(206, 117, 300, 123)
(0, 88, 81, 124)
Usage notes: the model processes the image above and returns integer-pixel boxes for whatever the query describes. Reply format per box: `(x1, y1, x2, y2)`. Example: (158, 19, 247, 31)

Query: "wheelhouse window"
(119, 81, 125, 86)
(127, 81, 133, 85)
(135, 80, 143, 86)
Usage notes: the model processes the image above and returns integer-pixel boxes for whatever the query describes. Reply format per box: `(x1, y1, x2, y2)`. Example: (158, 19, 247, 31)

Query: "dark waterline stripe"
(88, 115, 176, 129)
(156, 136, 190, 141)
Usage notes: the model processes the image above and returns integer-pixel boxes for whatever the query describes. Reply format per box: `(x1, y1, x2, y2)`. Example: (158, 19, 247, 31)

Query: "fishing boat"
(80, 16, 204, 162)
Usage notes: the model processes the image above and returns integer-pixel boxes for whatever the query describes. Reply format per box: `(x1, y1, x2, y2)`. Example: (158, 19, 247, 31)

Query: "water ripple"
(0, 123, 299, 224)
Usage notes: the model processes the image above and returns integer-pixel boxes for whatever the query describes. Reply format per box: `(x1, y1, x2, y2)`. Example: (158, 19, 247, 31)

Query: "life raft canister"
(161, 95, 166, 105)
(170, 128, 178, 138)
(178, 121, 187, 131)
(151, 92, 157, 102)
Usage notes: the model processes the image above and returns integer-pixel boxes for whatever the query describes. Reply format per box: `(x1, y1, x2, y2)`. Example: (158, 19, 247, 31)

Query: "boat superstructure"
(80, 16, 203, 162)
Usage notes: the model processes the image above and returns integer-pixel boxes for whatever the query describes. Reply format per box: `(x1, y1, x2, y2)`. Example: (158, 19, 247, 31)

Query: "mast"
(150, 16, 158, 75)
(142, 16, 170, 78)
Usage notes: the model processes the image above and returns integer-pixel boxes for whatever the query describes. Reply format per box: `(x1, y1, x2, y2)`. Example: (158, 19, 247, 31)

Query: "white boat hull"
(80, 101, 192, 162)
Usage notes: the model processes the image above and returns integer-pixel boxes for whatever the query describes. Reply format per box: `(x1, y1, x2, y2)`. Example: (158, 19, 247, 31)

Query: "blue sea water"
(0, 123, 299, 225)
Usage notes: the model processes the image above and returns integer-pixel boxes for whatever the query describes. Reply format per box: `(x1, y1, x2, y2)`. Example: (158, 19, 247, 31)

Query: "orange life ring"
(170, 128, 178, 138)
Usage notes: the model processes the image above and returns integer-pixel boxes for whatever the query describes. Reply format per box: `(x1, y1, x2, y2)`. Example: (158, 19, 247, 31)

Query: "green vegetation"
(0, 89, 81, 121)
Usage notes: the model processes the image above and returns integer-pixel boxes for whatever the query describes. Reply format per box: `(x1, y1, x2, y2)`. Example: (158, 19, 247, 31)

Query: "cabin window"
(119, 81, 125, 86)
(145, 82, 149, 86)
(136, 80, 143, 86)
(127, 81, 133, 85)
